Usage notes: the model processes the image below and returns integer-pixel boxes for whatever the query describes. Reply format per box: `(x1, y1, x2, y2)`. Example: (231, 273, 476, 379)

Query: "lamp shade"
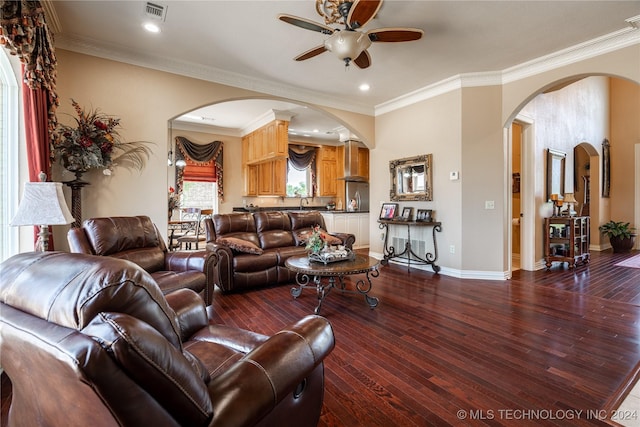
(10, 182, 74, 227)
(563, 193, 578, 204)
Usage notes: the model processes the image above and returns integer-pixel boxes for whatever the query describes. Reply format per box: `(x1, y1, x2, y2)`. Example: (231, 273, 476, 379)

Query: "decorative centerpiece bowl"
(308, 246, 355, 264)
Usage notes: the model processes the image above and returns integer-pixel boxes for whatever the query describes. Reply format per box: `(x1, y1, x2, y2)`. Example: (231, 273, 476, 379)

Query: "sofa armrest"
(165, 250, 217, 305)
(164, 289, 209, 342)
(205, 243, 235, 293)
(328, 232, 355, 250)
(67, 228, 94, 254)
(206, 315, 335, 427)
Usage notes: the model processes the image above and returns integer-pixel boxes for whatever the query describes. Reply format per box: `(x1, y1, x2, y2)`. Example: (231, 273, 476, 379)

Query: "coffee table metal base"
(290, 271, 379, 315)
(286, 255, 380, 315)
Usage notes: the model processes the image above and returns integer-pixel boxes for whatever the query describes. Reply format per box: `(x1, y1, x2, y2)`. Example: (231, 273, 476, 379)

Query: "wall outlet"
(449, 245, 455, 254)
(485, 200, 495, 209)
(380, 233, 385, 241)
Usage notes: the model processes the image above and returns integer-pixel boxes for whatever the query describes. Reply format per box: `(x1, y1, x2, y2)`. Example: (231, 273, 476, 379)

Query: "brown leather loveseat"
(68, 215, 217, 305)
(0, 251, 335, 426)
(204, 210, 355, 293)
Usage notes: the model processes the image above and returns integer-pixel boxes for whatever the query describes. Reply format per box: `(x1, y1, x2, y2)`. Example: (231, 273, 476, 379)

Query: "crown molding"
(41, 0, 62, 34)
(376, 21, 640, 116)
(55, 17, 639, 120)
(171, 120, 241, 137)
(54, 33, 374, 116)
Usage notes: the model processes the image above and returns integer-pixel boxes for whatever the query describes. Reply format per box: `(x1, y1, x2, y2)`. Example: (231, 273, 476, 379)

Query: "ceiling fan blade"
(278, 14, 335, 34)
(368, 27, 424, 42)
(353, 50, 371, 69)
(294, 45, 328, 61)
(347, 0, 383, 29)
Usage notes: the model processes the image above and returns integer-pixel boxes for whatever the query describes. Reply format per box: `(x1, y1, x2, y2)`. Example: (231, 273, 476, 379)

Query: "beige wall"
(610, 78, 640, 226)
(50, 49, 375, 248)
(16, 43, 640, 273)
(373, 45, 639, 276)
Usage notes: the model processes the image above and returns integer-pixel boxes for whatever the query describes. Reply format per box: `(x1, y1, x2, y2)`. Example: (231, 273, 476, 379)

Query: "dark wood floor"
(2, 250, 639, 426)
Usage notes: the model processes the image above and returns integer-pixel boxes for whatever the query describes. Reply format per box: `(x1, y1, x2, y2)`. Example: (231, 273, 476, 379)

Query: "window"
(180, 181, 217, 214)
(0, 49, 19, 261)
(287, 164, 310, 197)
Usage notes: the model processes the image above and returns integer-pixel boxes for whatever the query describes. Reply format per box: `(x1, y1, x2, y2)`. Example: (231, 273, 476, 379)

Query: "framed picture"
(401, 207, 414, 221)
(379, 203, 399, 220)
(416, 209, 433, 222)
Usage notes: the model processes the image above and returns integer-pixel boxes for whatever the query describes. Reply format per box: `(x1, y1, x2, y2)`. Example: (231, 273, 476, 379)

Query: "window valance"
(175, 136, 224, 201)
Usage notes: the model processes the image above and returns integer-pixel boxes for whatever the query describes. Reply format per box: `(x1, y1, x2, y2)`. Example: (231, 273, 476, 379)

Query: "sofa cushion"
(216, 237, 263, 255)
(254, 212, 295, 249)
(233, 252, 278, 273)
(212, 213, 261, 246)
(83, 312, 213, 426)
(288, 211, 326, 231)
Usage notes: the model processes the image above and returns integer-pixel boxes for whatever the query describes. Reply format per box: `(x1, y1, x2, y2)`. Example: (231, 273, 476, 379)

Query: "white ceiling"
(50, 0, 640, 141)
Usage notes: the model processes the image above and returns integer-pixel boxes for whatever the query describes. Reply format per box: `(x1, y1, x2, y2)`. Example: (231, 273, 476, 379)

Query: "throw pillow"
(217, 237, 264, 255)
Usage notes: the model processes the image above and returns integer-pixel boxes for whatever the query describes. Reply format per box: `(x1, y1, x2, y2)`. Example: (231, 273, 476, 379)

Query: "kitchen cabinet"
(257, 158, 287, 196)
(317, 146, 338, 197)
(544, 216, 590, 269)
(357, 147, 369, 179)
(243, 119, 289, 164)
(321, 212, 369, 249)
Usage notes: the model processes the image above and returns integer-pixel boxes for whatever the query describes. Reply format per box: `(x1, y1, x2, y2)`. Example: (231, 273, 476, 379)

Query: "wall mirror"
(389, 154, 433, 201)
(546, 148, 566, 201)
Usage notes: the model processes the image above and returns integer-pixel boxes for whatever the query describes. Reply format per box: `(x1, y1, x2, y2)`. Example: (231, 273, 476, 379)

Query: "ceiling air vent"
(145, 2, 167, 21)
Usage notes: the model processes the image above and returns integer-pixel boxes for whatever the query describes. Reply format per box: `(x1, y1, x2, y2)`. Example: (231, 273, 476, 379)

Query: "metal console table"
(378, 219, 442, 273)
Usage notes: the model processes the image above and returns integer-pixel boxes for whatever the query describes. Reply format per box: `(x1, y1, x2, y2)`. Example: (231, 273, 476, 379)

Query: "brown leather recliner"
(68, 215, 217, 305)
(0, 251, 335, 427)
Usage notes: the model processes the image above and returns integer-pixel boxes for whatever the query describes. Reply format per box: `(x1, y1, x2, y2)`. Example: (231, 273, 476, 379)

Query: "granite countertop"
(232, 206, 369, 214)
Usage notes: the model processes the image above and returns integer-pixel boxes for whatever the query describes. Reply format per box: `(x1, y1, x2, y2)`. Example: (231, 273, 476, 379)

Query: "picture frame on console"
(401, 207, 414, 220)
(379, 203, 399, 220)
(416, 209, 433, 222)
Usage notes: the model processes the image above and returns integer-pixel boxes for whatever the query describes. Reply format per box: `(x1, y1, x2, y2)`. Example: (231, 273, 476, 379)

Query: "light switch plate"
(450, 171, 459, 180)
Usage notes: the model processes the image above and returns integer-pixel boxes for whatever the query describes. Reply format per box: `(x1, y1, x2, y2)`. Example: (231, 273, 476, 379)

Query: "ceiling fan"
(278, 0, 423, 69)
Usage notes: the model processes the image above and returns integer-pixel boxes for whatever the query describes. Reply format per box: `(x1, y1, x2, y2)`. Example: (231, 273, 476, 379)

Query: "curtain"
(288, 146, 317, 196)
(175, 136, 224, 201)
(2, 0, 59, 248)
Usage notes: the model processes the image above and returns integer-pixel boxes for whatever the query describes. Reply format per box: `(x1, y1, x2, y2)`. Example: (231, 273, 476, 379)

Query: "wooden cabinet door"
(257, 162, 273, 195)
(357, 147, 369, 179)
(246, 165, 258, 196)
(318, 160, 337, 196)
(272, 158, 287, 196)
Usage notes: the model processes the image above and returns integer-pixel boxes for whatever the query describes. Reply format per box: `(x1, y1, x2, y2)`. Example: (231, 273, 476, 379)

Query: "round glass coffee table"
(285, 254, 380, 315)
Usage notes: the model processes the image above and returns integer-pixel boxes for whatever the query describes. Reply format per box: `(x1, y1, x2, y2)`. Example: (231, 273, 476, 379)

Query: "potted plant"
(598, 221, 637, 253)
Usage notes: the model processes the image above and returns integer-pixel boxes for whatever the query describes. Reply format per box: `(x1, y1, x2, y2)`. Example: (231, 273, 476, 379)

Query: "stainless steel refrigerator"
(345, 181, 370, 212)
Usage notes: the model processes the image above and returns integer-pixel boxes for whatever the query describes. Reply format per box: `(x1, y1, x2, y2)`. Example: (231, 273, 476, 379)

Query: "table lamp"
(562, 193, 578, 216)
(10, 173, 74, 251)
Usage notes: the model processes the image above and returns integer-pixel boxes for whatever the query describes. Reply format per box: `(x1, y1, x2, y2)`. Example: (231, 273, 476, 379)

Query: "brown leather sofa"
(204, 210, 355, 293)
(68, 215, 217, 305)
(0, 251, 335, 427)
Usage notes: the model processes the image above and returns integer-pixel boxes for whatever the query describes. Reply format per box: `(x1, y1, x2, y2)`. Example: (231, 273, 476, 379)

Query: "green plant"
(598, 221, 636, 239)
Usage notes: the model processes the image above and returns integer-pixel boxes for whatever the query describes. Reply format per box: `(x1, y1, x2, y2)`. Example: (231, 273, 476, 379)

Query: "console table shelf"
(544, 216, 590, 269)
(378, 219, 442, 273)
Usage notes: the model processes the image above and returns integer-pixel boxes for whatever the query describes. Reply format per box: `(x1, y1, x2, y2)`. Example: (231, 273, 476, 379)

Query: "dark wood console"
(378, 219, 442, 273)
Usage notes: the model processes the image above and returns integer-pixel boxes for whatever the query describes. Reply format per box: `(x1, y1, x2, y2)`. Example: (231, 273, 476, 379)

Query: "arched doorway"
(504, 75, 639, 273)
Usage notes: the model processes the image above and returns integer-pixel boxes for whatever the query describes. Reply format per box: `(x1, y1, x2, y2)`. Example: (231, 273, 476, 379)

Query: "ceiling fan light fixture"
(324, 30, 371, 63)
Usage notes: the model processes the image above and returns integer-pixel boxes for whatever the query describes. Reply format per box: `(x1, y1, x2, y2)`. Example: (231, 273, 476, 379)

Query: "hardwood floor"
(2, 250, 639, 426)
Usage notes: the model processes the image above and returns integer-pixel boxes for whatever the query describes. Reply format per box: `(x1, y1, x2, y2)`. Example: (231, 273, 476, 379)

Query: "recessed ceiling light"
(313, 129, 319, 133)
(359, 83, 370, 91)
(143, 22, 161, 33)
